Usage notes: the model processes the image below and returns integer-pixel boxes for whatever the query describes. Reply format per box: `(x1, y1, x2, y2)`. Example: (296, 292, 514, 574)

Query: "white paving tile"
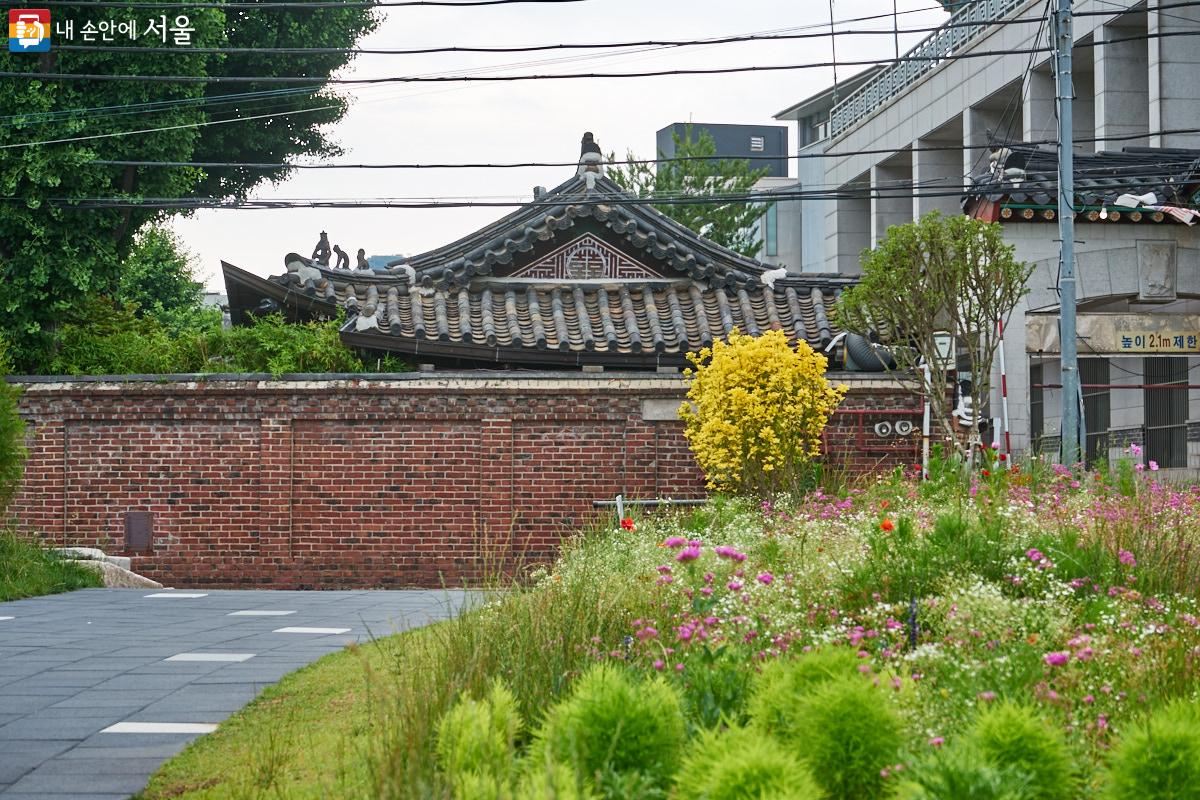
(144, 592, 209, 598)
(273, 626, 351, 635)
(165, 653, 256, 663)
(102, 722, 219, 734)
(227, 610, 296, 616)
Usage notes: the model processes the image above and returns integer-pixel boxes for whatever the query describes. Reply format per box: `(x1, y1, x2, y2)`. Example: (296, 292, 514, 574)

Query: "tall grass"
(0, 528, 103, 601)
(368, 524, 662, 798)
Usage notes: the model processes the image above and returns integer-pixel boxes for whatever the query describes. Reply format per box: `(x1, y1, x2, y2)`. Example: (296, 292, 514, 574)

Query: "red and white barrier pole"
(996, 318, 1012, 461)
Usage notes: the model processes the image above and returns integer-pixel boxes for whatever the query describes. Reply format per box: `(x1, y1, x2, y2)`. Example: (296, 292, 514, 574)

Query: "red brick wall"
(10, 373, 920, 588)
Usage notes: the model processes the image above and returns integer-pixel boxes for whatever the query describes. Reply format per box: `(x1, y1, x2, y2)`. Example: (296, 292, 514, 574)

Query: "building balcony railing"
(828, 0, 1027, 139)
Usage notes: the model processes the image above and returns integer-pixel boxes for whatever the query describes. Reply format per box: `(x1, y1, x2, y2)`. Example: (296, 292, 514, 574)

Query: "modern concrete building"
(774, 0, 1200, 474)
(655, 122, 789, 178)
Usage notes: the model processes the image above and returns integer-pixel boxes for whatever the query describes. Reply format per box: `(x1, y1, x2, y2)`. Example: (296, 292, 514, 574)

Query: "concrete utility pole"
(1054, 0, 1082, 465)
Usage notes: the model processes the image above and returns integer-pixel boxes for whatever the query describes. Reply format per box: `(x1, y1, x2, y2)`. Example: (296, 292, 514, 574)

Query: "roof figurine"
(311, 231, 332, 267)
(577, 131, 605, 192)
(222, 132, 865, 371)
(332, 244, 349, 270)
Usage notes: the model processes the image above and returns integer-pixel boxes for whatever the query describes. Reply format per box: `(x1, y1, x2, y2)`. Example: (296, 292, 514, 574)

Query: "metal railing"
(828, 0, 1027, 138)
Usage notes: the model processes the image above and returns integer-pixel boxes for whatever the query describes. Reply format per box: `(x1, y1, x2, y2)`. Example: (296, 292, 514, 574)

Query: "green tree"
(0, 2, 378, 368)
(0, 339, 25, 516)
(607, 126, 769, 257)
(836, 212, 1032, 457)
(117, 226, 204, 318)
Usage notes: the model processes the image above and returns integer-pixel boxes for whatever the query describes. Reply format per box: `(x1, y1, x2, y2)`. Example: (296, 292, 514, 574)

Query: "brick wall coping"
(8, 370, 914, 397)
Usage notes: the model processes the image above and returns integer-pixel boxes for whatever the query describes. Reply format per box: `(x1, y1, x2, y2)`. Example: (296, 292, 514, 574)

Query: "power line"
(10, 1, 1166, 124)
(0, 101, 342, 150)
(57, 22, 1019, 57)
(0, 85, 325, 126)
(966, 0, 1053, 179)
(6, 29, 1197, 86)
(83, 128, 1200, 170)
(0, 51, 1044, 85)
(23, 177, 1200, 210)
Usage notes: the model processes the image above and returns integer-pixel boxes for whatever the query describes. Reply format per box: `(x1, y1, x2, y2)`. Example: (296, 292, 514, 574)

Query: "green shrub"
(898, 742, 1035, 800)
(964, 702, 1075, 800)
(211, 313, 364, 376)
(41, 301, 386, 378)
(789, 675, 904, 800)
(516, 761, 594, 800)
(532, 663, 685, 797)
(746, 648, 860, 739)
(673, 725, 822, 800)
(0, 340, 25, 516)
(1104, 701, 1200, 800)
(680, 646, 751, 729)
(436, 681, 523, 795)
(48, 298, 191, 375)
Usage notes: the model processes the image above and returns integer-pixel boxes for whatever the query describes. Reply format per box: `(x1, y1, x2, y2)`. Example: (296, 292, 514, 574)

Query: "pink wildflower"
(713, 546, 747, 562)
(1118, 549, 1137, 567)
(1044, 651, 1070, 666)
(662, 536, 687, 549)
(1149, 460, 1159, 472)
(675, 545, 702, 563)
(757, 572, 774, 585)
(928, 737, 944, 747)
(652, 659, 664, 670)
(727, 580, 743, 591)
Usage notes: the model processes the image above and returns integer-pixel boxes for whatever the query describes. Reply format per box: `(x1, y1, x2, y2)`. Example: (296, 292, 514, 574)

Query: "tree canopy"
(0, 2, 378, 368)
(836, 212, 1032, 456)
(607, 126, 770, 258)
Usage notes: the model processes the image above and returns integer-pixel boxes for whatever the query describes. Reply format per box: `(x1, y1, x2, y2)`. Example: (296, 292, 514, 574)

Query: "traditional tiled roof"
(965, 144, 1200, 223)
(222, 145, 854, 369)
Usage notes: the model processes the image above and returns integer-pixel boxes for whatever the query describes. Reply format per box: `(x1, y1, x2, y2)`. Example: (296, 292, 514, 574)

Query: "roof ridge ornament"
(577, 131, 605, 193)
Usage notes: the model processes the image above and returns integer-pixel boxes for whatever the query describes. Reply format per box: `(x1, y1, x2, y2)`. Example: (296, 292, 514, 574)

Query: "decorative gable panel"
(508, 234, 665, 280)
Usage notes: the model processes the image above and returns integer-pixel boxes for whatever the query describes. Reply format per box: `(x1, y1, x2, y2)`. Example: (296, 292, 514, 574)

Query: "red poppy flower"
(998, 453, 1007, 462)
(880, 518, 895, 532)
(620, 518, 636, 531)
(982, 469, 991, 477)
(880, 500, 890, 510)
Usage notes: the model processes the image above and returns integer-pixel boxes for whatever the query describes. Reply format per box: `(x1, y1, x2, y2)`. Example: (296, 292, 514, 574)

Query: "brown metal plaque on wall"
(124, 511, 153, 553)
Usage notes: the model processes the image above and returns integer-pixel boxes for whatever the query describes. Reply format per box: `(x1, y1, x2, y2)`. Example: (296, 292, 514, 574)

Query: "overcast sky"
(173, 0, 949, 290)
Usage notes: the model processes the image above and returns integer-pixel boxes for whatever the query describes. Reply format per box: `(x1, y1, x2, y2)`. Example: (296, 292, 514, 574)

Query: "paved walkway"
(0, 588, 471, 799)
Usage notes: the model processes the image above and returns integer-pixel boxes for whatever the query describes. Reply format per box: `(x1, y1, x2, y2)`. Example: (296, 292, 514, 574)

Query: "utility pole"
(1054, 0, 1082, 465)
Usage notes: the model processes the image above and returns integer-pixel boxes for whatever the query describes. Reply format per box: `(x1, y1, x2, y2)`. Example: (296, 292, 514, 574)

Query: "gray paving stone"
(56, 743, 191, 760)
(0, 587, 468, 798)
(24, 757, 165, 775)
(0, 715, 108, 740)
(7, 769, 150, 794)
(48, 691, 163, 709)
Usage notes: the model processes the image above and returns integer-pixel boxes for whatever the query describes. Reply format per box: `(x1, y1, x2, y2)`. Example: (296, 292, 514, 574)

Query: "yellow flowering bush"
(680, 329, 846, 495)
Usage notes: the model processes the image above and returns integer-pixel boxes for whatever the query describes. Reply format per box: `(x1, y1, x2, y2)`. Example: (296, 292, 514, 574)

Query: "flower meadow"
(373, 458, 1200, 800)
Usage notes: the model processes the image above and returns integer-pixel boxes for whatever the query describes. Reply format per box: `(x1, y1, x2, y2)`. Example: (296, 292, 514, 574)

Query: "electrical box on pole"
(1054, 0, 1082, 466)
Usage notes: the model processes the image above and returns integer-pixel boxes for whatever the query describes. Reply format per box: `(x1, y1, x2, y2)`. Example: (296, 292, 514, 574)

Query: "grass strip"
(0, 528, 103, 601)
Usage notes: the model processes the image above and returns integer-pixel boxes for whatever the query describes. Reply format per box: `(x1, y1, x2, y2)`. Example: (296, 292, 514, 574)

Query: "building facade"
(775, 0, 1200, 473)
